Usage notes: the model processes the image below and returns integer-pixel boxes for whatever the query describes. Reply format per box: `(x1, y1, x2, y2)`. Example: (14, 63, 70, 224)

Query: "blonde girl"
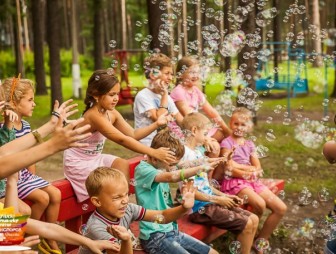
(1, 77, 62, 253)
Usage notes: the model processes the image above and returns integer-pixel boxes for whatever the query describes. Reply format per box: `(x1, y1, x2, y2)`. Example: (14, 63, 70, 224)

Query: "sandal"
(37, 239, 62, 254)
(128, 229, 144, 251)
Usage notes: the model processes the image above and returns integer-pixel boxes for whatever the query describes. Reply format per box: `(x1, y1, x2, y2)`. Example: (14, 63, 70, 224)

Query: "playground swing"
(107, 49, 145, 106)
(255, 42, 309, 97)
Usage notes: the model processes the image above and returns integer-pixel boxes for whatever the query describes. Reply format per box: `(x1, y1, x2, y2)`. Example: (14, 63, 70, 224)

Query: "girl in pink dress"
(170, 56, 231, 142)
(214, 107, 287, 251)
(63, 70, 175, 203)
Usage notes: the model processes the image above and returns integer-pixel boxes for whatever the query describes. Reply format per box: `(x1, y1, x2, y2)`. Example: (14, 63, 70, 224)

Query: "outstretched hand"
(86, 239, 121, 254)
(180, 179, 196, 209)
(107, 225, 130, 241)
(50, 117, 91, 152)
(156, 113, 173, 127)
(51, 99, 78, 125)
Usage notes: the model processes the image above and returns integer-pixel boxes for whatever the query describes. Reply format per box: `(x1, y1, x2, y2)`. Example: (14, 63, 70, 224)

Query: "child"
(63, 70, 176, 203)
(79, 166, 196, 254)
(134, 53, 184, 146)
(1, 77, 62, 253)
(135, 128, 222, 254)
(2, 150, 122, 254)
(170, 56, 231, 142)
(180, 112, 259, 254)
(215, 107, 287, 249)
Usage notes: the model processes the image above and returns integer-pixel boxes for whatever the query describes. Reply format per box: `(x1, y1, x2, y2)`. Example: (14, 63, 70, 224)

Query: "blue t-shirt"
(134, 160, 177, 240)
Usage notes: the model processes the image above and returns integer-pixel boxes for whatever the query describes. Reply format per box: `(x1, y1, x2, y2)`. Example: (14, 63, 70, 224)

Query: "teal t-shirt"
(134, 160, 177, 240)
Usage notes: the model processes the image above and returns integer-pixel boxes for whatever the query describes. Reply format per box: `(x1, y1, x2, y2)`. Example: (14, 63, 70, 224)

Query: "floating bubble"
(298, 187, 312, 205)
(106, 68, 114, 75)
(95, 75, 100, 81)
(318, 187, 330, 202)
(255, 145, 269, 158)
(111, 60, 118, 68)
(133, 64, 140, 71)
(306, 158, 315, 167)
(129, 178, 137, 186)
(229, 240, 241, 254)
(82, 203, 89, 211)
(109, 40, 117, 48)
(135, 33, 143, 42)
(79, 224, 88, 235)
(265, 130, 276, 142)
(266, 116, 273, 124)
(298, 218, 315, 238)
(198, 207, 206, 214)
(210, 179, 221, 190)
(278, 190, 285, 200)
(254, 238, 269, 252)
(220, 31, 246, 57)
(121, 64, 127, 71)
(153, 214, 165, 224)
(312, 200, 320, 208)
(284, 157, 294, 167)
(291, 163, 298, 171)
(294, 120, 327, 149)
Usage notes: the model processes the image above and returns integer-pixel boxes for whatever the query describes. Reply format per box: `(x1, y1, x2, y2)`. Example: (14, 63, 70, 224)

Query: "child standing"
(181, 112, 259, 254)
(1, 77, 62, 253)
(64, 70, 175, 203)
(79, 166, 196, 254)
(214, 107, 287, 249)
(134, 53, 183, 146)
(170, 56, 231, 142)
(135, 128, 221, 254)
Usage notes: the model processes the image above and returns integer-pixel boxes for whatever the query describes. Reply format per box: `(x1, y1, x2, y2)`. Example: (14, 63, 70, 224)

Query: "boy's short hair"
(86, 167, 126, 197)
(151, 128, 185, 160)
(181, 112, 211, 131)
(144, 53, 172, 79)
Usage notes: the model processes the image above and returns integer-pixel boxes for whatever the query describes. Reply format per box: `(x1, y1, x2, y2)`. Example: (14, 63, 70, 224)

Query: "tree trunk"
(31, 0, 47, 95)
(22, 0, 30, 51)
(146, 0, 168, 55)
(93, 0, 104, 69)
(223, 0, 231, 73)
(47, 0, 63, 109)
(14, 0, 24, 76)
(121, 0, 127, 50)
(311, 0, 323, 67)
(181, 0, 187, 56)
(330, 1, 336, 98)
(71, 0, 81, 99)
(196, 0, 202, 56)
(273, 0, 280, 82)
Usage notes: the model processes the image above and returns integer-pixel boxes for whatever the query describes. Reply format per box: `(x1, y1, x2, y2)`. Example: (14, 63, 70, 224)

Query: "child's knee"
(19, 202, 31, 215)
(276, 202, 287, 216)
(250, 213, 259, 226)
(34, 191, 50, 206)
(48, 186, 61, 203)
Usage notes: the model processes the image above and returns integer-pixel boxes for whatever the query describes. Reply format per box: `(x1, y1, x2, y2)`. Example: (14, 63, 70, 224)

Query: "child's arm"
(113, 109, 171, 140)
(0, 118, 91, 179)
(154, 159, 221, 183)
(87, 110, 176, 164)
(194, 190, 237, 209)
(26, 219, 121, 254)
(0, 99, 78, 156)
(4, 173, 19, 212)
(201, 101, 231, 137)
(143, 180, 195, 223)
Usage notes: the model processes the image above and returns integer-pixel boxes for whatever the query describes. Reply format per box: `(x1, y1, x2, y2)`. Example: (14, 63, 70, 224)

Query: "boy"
(135, 128, 220, 254)
(133, 53, 183, 146)
(79, 166, 197, 254)
(181, 112, 259, 254)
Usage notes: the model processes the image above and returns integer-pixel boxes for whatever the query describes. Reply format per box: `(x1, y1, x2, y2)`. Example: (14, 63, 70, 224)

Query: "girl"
(63, 70, 175, 203)
(1, 77, 64, 253)
(170, 56, 231, 142)
(214, 107, 287, 251)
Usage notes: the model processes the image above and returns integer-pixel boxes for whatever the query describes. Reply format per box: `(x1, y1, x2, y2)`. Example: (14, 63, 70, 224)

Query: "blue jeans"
(325, 239, 336, 254)
(141, 230, 211, 254)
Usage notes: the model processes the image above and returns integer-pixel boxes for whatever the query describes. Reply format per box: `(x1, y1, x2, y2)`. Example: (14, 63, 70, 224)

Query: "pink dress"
(220, 136, 266, 195)
(63, 131, 117, 202)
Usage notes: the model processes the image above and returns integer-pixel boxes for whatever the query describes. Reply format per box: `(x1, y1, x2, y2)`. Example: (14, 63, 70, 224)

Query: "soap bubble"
(198, 207, 206, 214)
(318, 187, 330, 202)
(82, 203, 89, 211)
(153, 214, 165, 224)
(109, 40, 117, 48)
(79, 224, 88, 235)
(229, 240, 241, 254)
(129, 178, 137, 186)
(254, 238, 269, 252)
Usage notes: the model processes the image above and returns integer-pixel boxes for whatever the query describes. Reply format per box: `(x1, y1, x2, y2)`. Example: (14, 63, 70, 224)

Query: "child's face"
(230, 114, 251, 137)
(150, 66, 173, 89)
(181, 65, 200, 88)
(16, 89, 36, 117)
(153, 157, 180, 171)
(94, 177, 129, 221)
(97, 83, 120, 111)
(194, 126, 208, 146)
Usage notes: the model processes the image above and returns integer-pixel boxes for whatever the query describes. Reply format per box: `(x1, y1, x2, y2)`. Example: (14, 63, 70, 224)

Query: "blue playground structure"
(255, 42, 309, 97)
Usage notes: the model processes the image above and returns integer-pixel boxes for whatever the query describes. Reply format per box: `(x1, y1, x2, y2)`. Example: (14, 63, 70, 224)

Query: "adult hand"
(51, 99, 78, 125)
(156, 113, 173, 127)
(152, 147, 176, 164)
(87, 239, 121, 254)
(50, 117, 91, 152)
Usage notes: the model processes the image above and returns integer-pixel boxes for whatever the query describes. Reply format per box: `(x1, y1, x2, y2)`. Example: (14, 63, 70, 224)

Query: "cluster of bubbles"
(220, 31, 246, 57)
(294, 120, 327, 149)
(213, 90, 235, 117)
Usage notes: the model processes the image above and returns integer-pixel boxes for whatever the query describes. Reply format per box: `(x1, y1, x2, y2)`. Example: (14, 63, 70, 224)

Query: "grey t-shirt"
(79, 203, 146, 254)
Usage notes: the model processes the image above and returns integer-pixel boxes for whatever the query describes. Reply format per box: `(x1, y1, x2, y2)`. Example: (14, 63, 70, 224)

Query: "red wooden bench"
(51, 156, 285, 253)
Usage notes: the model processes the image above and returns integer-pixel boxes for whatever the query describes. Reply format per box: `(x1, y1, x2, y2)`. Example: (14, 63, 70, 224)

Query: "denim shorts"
(325, 239, 336, 254)
(140, 230, 211, 254)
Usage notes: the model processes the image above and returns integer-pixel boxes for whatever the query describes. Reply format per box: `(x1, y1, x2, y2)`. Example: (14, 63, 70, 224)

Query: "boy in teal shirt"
(135, 128, 219, 254)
